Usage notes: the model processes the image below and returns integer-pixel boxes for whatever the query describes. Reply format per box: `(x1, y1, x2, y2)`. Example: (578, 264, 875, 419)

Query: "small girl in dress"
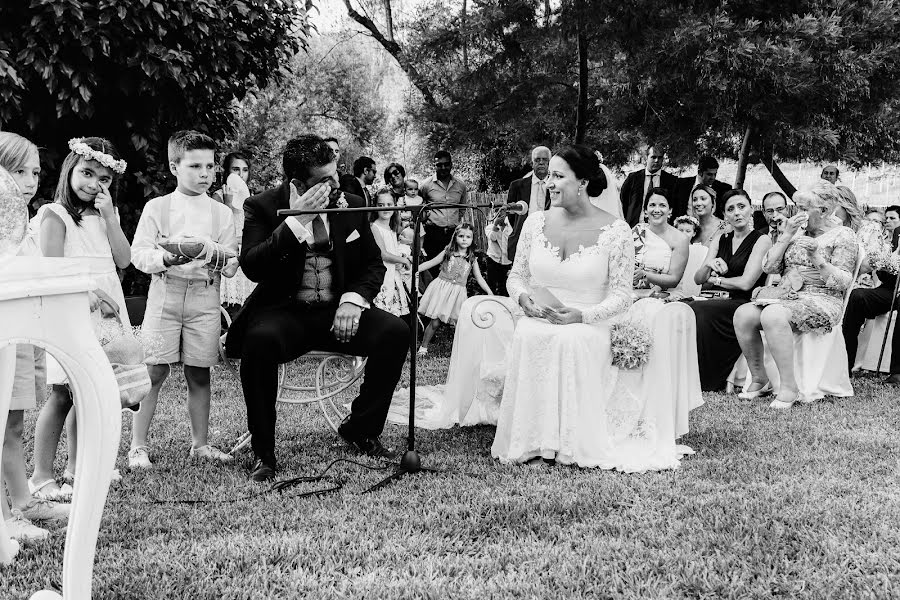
(370, 189, 411, 317)
(28, 137, 132, 498)
(416, 222, 492, 355)
(674, 215, 700, 240)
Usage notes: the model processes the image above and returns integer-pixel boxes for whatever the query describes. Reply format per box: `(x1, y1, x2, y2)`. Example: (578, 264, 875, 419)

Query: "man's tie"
(537, 180, 546, 209)
(310, 215, 330, 252)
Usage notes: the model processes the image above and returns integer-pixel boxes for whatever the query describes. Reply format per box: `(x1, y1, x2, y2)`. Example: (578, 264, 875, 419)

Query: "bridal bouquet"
(610, 320, 652, 370)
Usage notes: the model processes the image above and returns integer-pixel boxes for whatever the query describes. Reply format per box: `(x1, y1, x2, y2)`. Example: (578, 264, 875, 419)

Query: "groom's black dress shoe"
(250, 454, 277, 482)
(886, 374, 900, 385)
(338, 421, 398, 460)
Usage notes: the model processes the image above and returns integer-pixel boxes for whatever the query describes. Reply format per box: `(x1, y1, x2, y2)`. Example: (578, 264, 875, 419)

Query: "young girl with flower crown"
(416, 222, 492, 354)
(27, 137, 132, 500)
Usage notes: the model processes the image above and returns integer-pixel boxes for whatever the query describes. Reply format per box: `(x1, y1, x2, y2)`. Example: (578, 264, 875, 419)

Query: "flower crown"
(68, 138, 127, 174)
(674, 215, 700, 229)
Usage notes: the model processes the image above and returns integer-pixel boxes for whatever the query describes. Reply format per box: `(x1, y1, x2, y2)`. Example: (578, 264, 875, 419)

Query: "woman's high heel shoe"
(770, 390, 799, 409)
(737, 382, 773, 400)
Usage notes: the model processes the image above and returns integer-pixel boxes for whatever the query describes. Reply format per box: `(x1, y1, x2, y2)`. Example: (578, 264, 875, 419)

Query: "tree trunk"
(544, 0, 551, 27)
(759, 145, 797, 199)
(462, 0, 468, 71)
(574, 17, 588, 143)
(342, 0, 439, 111)
(735, 122, 755, 189)
(384, 0, 394, 41)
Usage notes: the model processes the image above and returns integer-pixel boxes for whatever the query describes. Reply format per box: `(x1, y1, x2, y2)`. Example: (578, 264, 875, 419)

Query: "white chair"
(729, 243, 865, 401)
(0, 257, 120, 597)
(218, 309, 366, 453)
(854, 311, 896, 373)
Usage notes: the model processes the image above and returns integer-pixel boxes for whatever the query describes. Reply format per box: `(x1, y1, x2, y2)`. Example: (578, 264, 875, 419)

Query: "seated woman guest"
(689, 190, 771, 391)
(633, 187, 689, 294)
(733, 182, 859, 408)
(691, 184, 728, 247)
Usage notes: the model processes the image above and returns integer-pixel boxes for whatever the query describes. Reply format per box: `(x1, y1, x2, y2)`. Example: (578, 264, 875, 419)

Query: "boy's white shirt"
(131, 189, 237, 279)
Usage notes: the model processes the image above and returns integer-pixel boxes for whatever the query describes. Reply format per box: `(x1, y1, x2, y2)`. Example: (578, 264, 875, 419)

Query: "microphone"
(499, 201, 529, 215)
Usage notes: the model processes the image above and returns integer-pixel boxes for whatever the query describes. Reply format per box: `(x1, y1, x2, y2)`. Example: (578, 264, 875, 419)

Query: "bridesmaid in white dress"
(370, 190, 411, 316)
(491, 146, 696, 471)
(632, 188, 689, 296)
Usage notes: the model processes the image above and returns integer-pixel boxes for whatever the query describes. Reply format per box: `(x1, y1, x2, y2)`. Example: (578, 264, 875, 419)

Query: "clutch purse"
(752, 270, 803, 302)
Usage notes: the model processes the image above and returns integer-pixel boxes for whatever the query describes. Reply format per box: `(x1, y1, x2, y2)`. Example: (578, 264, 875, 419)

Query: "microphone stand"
(277, 200, 496, 491)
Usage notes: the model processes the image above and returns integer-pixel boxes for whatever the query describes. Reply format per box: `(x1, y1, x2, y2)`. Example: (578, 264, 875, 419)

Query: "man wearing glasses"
(339, 156, 376, 206)
(760, 191, 789, 242)
(419, 150, 469, 277)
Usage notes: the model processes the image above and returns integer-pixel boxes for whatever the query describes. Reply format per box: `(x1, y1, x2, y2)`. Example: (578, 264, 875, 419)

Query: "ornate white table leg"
(0, 257, 120, 599)
(0, 343, 20, 565)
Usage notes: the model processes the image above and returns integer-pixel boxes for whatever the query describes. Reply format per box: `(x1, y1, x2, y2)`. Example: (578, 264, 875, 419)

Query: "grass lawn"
(4, 325, 900, 599)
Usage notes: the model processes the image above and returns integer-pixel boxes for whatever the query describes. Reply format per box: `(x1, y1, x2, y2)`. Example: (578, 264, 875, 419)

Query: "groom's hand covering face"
(288, 181, 330, 226)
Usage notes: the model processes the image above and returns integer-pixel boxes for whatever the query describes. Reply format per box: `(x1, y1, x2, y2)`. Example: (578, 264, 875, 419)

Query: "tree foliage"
(0, 0, 311, 199)
(341, 0, 900, 191)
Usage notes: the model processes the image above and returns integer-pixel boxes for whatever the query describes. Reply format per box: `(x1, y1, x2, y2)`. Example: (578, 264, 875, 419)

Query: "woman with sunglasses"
(384, 163, 406, 202)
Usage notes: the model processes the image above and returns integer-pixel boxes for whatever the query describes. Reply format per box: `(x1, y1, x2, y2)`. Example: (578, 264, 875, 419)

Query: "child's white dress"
(371, 221, 410, 316)
(25, 203, 131, 384)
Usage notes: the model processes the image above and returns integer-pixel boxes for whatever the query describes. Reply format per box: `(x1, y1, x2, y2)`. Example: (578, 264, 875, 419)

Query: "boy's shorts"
(142, 273, 221, 368)
(10, 344, 46, 410)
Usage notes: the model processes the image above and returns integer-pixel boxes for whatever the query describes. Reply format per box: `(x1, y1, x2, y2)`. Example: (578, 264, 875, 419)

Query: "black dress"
(690, 230, 766, 391)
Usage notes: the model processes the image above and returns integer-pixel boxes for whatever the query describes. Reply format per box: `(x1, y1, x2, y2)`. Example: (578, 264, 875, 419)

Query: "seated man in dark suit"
(226, 135, 409, 481)
(339, 156, 376, 205)
(619, 144, 677, 226)
(842, 226, 900, 383)
(673, 155, 732, 219)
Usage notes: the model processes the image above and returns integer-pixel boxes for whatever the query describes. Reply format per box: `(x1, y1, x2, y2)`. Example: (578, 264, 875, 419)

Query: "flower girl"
(370, 189, 411, 316)
(416, 222, 492, 354)
(28, 137, 132, 498)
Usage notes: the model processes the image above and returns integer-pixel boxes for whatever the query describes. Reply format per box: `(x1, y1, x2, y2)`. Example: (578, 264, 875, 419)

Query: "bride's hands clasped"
(543, 306, 583, 325)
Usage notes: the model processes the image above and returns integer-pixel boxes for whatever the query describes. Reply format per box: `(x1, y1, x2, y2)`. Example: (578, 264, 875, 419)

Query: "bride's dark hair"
(554, 145, 607, 196)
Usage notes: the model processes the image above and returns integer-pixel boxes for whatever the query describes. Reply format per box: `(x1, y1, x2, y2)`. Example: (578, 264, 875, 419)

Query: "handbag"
(92, 291, 150, 412)
(751, 269, 804, 302)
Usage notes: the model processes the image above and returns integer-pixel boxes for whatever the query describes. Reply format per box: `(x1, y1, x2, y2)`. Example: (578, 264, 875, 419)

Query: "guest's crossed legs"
(239, 304, 409, 460)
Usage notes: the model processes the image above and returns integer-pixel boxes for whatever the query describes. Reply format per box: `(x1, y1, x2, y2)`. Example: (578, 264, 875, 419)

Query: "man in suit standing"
(619, 144, 677, 226)
(672, 155, 732, 219)
(842, 226, 900, 383)
(339, 156, 376, 206)
(506, 146, 551, 262)
(226, 135, 409, 481)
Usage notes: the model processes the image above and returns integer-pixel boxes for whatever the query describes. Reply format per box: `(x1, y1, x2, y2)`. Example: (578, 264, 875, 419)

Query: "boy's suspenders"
(158, 193, 172, 240)
(158, 193, 220, 240)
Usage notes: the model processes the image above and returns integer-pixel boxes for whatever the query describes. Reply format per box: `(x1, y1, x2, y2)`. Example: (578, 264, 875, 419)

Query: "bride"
(389, 146, 701, 471)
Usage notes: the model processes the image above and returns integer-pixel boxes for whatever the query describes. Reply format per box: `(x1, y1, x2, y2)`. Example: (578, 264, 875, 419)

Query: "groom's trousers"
(239, 301, 409, 460)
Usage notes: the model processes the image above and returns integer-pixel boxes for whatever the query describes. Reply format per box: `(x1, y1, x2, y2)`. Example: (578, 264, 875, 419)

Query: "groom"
(225, 134, 409, 482)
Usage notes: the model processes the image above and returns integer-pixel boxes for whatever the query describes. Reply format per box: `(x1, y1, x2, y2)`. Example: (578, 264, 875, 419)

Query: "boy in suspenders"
(129, 131, 237, 469)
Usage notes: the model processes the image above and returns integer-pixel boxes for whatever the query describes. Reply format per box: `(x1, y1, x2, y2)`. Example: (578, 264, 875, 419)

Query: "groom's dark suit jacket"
(224, 182, 385, 357)
(506, 175, 550, 262)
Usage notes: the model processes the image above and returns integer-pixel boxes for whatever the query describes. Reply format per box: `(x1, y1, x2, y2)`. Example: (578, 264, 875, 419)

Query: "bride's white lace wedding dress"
(388, 212, 702, 472)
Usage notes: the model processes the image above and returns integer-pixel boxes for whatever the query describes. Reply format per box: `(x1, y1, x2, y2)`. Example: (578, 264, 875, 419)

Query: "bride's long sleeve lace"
(582, 221, 634, 324)
(505, 214, 535, 302)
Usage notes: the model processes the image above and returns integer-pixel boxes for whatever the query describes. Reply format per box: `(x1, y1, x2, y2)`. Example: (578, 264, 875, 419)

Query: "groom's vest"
(296, 245, 336, 305)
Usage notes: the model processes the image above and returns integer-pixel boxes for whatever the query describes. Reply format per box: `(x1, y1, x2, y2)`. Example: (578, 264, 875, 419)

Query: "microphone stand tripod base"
(363, 450, 442, 494)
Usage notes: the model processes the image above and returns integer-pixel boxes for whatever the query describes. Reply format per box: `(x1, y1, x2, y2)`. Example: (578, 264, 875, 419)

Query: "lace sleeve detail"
(505, 212, 540, 301)
(824, 227, 859, 291)
(583, 220, 634, 324)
